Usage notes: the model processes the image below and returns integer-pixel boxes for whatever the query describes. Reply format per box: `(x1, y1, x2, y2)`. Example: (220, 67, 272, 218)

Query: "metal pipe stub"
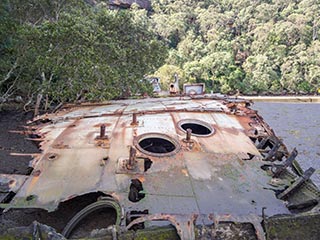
(131, 113, 138, 126)
(96, 124, 109, 140)
(186, 128, 192, 141)
(100, 124, 106, 138)
(127, 147, 137, 170)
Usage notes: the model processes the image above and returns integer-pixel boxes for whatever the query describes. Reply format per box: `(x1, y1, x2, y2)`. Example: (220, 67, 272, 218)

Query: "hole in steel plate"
(178, 119, 214, 137)
(144, 158, 153, 172)
(48, 154, 57, 160)
(139, 138, 175, 154)
(128, 179, 145, 203)
(126, 210, 149, 230)
(135, 133, 180, 157)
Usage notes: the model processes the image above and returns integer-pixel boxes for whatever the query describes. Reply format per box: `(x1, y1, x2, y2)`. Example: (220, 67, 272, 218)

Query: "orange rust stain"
(52, 142, 69, 149)
(181, 169, 189, 177)
(9, 180, 16, 188)
(137, 176, 145, 183)
(112, 131, 120, 138)
(220, 127, 240, 135)
(114, 109, 124, 114)
(170, 112, 181, 134)
(51, 119, 81, 144)
(110, 192, 121, 201)
(237, 115, 256, 131)
(121, 127, 127, 140)
(191, 141, 202, 152)
(133, 129, 137, 137)
(27, 176, 40, 191)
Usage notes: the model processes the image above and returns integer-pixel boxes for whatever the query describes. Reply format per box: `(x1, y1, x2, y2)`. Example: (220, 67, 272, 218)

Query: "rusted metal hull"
(1, 95, 319, 239)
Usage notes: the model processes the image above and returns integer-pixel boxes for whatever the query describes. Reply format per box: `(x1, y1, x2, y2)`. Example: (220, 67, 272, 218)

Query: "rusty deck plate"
(4, 97, 289, 218)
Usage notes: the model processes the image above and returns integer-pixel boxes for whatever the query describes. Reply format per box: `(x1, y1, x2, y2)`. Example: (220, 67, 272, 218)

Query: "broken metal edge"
(2, 96, 320, 240)
(3, 212, 320, 240)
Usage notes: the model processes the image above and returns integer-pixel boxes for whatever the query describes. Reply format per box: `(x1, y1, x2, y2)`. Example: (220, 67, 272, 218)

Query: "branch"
(34, 93, 43, 116)
(0, 60, 18, 86)
(23, 94, 34, 112)
(0, 77, 18, 103)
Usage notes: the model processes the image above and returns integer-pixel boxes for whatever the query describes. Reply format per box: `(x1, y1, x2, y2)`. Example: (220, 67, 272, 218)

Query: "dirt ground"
(0, 110, 38, 175)
(0, 109, 115, 237)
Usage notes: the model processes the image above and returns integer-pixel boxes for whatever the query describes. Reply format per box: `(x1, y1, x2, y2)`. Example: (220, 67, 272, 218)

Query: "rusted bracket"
(264, 142, 281, 161)
(116, 147, 146, 174)
(256, 137, 270, 149)
(277, 167, 315, 200)
(287, 198, 319, 210)
(272, 148, 298, 178)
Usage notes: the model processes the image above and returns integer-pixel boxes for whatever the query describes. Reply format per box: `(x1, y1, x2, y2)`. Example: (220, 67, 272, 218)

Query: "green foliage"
(154, 64, 185, 89)
(2, 0, 320, 107)
(0, 1, 167, 108)
(150, 0, 320, 94)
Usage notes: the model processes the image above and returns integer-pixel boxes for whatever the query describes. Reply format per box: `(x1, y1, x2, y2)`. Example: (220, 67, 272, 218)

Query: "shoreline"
(242, 95, 320, 103)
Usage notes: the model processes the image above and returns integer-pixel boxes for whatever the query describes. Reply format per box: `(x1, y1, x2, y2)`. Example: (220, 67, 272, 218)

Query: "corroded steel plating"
(1, 95, 319, 239)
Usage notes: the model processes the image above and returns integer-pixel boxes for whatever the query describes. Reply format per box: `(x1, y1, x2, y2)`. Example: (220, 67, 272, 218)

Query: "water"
(253, 102, 320, 188)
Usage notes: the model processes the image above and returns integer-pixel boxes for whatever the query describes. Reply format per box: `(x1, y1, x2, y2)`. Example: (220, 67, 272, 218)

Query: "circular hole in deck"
(179, 119, 214, 136)
(139, 138, 175, 154)
(136, 133, 180, 157)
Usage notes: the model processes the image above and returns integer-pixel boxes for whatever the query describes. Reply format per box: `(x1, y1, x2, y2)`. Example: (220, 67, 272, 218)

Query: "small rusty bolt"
(186, 128, 192, 142)
(100, 124, 106, 138)
(127, 146, 137, 170)
(131, 113, 138, 125)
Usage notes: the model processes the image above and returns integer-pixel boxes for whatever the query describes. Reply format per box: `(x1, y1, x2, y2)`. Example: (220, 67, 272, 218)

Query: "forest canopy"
(148, 0, 320, 94)
(1, 0, 320, 111)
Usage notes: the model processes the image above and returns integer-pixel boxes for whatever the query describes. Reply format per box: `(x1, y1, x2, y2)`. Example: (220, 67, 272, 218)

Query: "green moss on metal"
(133, 227, 179, 240)
(264, 212, 320, 240)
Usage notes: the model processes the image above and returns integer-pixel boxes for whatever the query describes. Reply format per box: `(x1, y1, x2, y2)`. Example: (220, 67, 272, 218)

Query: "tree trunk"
(34, 93, 43, 117)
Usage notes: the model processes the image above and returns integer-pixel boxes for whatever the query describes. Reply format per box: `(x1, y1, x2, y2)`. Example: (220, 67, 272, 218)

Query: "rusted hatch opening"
(181, 123, 211, 135)
(136, 133, 180, 157)
(178, 119, 214, 136)
(139, 137, 176, 154)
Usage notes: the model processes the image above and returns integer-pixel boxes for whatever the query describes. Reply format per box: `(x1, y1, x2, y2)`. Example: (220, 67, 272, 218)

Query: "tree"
(243, 54, 279, 93)
(154, 64, 185, 90)
(150, 0, 320, 94)
(0, 1, 168, 111)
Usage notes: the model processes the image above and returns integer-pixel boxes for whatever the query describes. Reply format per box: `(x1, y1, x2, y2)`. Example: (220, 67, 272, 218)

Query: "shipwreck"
(1, 86, 320, 239)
